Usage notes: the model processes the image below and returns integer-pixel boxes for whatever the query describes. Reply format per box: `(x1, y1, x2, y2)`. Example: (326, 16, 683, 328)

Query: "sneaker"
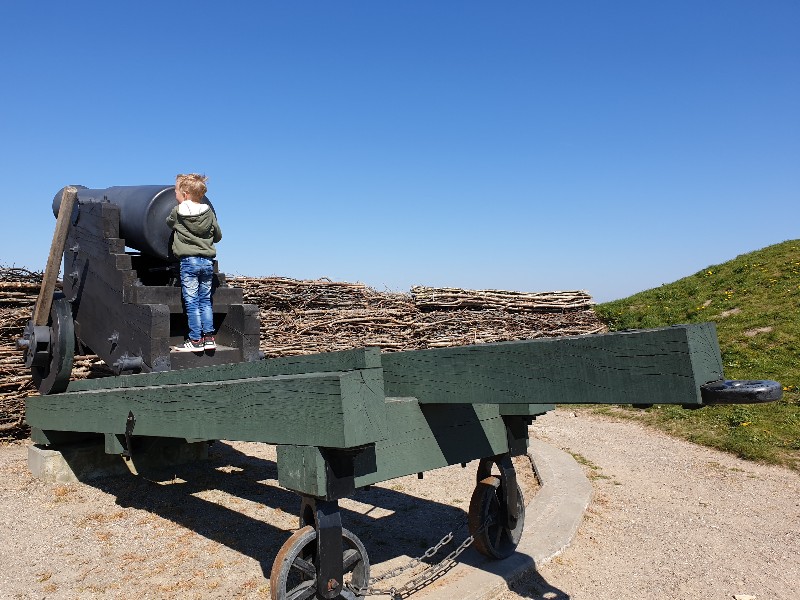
(203, 335, 216, 350)
(174, 339, 204, 352)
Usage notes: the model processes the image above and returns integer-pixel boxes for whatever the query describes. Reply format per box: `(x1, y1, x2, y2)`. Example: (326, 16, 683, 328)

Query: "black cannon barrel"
(53, 185, 213, 260)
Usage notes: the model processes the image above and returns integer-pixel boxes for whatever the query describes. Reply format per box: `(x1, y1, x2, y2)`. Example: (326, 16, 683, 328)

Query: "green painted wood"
(499, 403, 555, 416)
(277, 445, 330, 498)
(686, 322, 727, 389)
(277, 398, 510, 497)
(28, 368, 387, 448)
(381, 324, 723, 406)
(66, 347, 382, 392)
(30, 428, 101, 446)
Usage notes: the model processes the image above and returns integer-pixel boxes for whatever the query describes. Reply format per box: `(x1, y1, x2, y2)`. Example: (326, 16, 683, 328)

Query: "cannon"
(19, 185, 261, 394)
(19, 185, 782, 600)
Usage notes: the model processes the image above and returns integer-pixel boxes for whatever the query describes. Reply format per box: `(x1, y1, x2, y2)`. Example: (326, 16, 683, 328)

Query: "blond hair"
(175, 173, 208, 201)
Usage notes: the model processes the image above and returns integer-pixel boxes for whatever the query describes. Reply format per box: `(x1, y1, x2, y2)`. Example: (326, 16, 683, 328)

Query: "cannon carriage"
(20, 185, 261, 394)
(18, 185, 782, 600)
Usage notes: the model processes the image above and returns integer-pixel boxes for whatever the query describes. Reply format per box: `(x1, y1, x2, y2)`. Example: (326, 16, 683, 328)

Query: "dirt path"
(1, 409, 796, 600)
(0, 436, 536, 599)
(499, 410, 800, 600)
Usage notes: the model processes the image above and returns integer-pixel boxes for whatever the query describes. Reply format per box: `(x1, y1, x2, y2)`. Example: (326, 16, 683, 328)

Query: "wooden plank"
(67, 201, 121, 240)
(499, 403, 555, 416)
(277, 398, 510, 497)
(28, 368, 387, 448)
(381, 324, 723, 406)
(34, 187, 77, 325)
(129, 285, 244, 312)
(30, 428, 101, 446)
(168, 347, 245, 371)
(66, 347, 382, 392)
(215, 303, 262, 364)
(72, 298, 171, 372)
(64, 202, 125, 254)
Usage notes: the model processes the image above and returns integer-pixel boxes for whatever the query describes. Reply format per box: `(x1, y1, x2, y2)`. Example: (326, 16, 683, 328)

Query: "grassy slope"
(594, 240, 800, 470)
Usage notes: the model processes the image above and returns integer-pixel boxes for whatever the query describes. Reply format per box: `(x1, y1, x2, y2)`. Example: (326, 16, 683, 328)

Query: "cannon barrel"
(52, 185, 213, 260)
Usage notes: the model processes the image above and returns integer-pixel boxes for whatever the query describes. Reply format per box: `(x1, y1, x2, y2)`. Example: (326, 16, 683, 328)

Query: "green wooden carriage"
(25, 324, 780, 600)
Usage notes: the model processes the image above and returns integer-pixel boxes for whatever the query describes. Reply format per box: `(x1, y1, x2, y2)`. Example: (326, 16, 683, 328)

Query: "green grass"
(594, 239, 800, 471)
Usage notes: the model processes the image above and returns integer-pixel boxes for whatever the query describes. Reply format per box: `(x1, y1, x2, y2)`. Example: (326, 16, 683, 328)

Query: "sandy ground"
(0, 409, 796, 600)
(0, 435, 536, 599)
(500, 410, 800, 600)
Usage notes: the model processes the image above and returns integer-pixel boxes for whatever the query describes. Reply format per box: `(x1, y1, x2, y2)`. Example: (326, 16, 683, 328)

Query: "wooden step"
(128, 284, 245, 312)
(168, 345, 242, 370)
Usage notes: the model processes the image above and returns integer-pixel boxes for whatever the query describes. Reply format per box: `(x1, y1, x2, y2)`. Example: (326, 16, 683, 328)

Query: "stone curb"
(414, 438, 592, 600)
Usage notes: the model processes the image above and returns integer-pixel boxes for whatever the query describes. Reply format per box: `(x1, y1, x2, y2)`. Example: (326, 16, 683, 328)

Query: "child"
(166, 173, 222, 352)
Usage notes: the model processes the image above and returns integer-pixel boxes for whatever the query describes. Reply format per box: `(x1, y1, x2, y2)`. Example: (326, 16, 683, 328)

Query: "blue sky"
(1, 1, 797, 302)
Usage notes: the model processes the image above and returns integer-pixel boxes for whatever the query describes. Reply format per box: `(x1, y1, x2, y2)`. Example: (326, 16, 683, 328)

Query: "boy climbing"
(166, 173, 222, 352)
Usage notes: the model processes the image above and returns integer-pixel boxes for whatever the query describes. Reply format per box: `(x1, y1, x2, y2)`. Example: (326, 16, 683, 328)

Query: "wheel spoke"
(492, 524, 504, 548)
(342, 548, 361, 571)
(290, 556, 316, 579)
(286, 580, 317, 600)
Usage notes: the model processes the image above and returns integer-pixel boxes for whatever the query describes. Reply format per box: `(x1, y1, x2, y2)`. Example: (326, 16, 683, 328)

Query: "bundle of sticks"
(232, 277, 606, 356)
(0, 269, 606, 440)
(411, 285, 594, 312)
(0, 267, 44, 436)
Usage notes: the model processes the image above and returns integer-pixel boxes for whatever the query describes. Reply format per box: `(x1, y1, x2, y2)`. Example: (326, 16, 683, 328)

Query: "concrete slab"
(414, 438, 591, 600)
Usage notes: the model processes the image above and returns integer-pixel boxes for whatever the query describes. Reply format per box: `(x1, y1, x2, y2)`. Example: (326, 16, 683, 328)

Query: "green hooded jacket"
(166, 202, 222, 259)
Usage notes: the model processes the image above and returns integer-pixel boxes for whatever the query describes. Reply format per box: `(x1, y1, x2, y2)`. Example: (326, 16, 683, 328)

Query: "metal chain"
(346, 517, 492, 599)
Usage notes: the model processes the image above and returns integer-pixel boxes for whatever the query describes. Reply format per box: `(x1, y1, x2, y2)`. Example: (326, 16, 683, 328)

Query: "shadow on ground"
(80, 440, 568, 599)
(504, 571, 571, 600)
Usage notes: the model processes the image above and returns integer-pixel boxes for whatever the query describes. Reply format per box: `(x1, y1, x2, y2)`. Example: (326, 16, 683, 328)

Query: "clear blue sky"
(1, 1, 797, 302)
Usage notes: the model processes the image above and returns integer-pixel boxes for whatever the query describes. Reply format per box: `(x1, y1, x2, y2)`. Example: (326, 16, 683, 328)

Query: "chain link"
(346, 516, 493, 599)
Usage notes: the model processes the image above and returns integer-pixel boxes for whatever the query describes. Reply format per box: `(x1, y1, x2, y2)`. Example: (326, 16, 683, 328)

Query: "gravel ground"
(500, 410, 800, 600)
(1, 409, 796, 600)
(0, 436, 536, 599)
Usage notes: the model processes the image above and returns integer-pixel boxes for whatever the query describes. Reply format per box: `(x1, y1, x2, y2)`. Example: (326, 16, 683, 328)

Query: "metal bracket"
(299, 496, 345, 600)
(19, 322, 51, 368)
(123, 411, 136, 458)
(317, 445, 374, 501)
(112, 354, 143, 375)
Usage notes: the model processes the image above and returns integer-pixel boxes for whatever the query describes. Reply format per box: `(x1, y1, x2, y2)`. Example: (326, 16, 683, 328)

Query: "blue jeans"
(180, 256, 214, 341)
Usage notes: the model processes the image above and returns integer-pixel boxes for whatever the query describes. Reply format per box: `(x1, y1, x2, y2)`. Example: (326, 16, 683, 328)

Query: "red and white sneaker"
(203, 335, 216, 350)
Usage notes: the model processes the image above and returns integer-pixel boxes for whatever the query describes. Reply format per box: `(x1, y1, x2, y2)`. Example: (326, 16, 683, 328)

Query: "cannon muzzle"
(52, 185, 214, 260)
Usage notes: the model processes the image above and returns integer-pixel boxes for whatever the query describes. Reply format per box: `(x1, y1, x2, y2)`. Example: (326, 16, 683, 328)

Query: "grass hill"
(594, 240, 800, 470)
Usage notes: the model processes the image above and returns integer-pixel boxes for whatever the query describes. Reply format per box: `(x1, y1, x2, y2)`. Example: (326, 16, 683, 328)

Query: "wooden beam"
(33, 186, 77, 325)
(27, 368, 387, 448)
(66, 347, 382, 392)
(381, 323, 723, 406)
(277, 398, 510, 497)
(499, 404, 555, 416)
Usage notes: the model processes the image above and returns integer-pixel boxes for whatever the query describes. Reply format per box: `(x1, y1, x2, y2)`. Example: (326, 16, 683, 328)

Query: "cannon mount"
(19, 185, 261, 394)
